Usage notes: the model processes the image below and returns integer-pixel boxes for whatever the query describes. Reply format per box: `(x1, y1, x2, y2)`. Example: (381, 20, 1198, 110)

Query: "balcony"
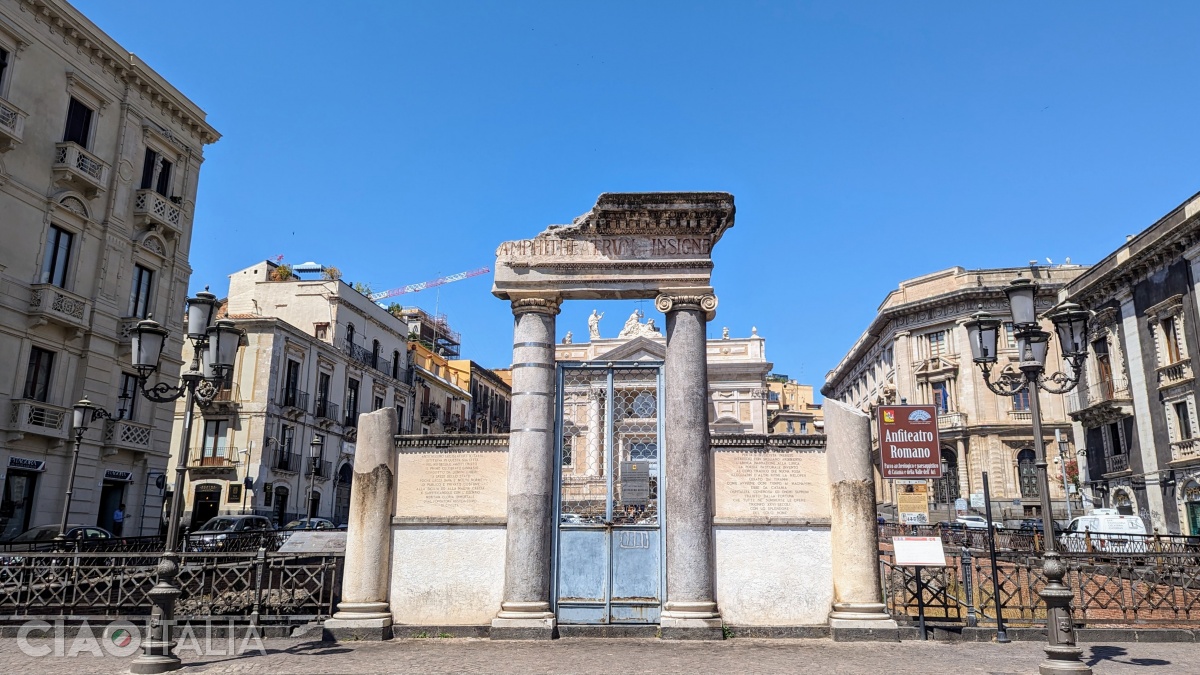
(1171, 438, 1200, 465)
(1008, 410, 1033, 422)
(192, 452, 237, 468)
(420, 403, 441, 425)
(314, 398, 339, 425)
(276, 388, 309, 416)
(338, 338, 374, 370)
(103, 419, 152, 453)
(344, 410, 359, 429)
(1105, 453, 1130, 474)
(8, 399, 69, 441)
(937, 412, 967, 430)
(273, 446, 299, 473)
(52, 142, 109, 198)
(0, 95, 27, 151)
(28, 283, 91, 337)
(307, 459, 332, 481)
(1157, 359, 1193, 390)
(132, 189, 183, 237)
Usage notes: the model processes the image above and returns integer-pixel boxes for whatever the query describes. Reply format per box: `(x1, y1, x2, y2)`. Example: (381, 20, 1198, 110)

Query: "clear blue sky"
(76, 1, 1200, 390)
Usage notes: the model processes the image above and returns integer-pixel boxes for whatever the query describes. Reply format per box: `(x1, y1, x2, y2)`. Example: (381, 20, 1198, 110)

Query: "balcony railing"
(343, 410, 359, 429)
(103, 419, 152, 452)
(192, 449, 237, 468)
(1008, 410, 1033, 422)
(29, 283, 91, 336)
(1106, 452, 1130, 474)
(0, 95, 27, 151)
(315, 398, 339, 423)
(52, 141, 109, 197)
(273, 446, 298, 473)
(337, 338, 375, 370)
(937, 412, 967, 430)
(1158, 359, 1193, 389)
(8, 399, 69, 441)
(277, 388, 309, 412)
(1171, 438, 1200, 464)
(133, 189, 183, 234)
(1069, 377, 1130, 413)
(307, 459, 332, 479)
(420, 403, 441, 424)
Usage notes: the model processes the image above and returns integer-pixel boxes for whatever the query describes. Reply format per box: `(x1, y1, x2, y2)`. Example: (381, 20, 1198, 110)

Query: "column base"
(829, 603, 899, 642)
(128, 653, 182, 674)
(661, 603, 724, 640)
(324, 602, 393, 640)
(491, 602, 556, 640)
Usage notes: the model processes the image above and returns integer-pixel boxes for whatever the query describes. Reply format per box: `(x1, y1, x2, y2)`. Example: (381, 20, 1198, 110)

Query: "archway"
(334, 463, 353, 526)
(933, 448, 959, 504)
(1017, 449, 1039, 498)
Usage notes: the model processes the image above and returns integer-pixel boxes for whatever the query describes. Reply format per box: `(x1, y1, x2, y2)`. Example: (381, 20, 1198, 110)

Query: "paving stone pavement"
(0, 637, 1194, 674)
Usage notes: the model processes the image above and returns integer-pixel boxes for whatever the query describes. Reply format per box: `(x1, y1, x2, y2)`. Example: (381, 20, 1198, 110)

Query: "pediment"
(590, 336, 666, 362)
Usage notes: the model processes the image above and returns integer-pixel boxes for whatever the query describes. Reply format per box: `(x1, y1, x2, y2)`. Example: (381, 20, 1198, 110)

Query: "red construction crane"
(368, 266, 491, 302)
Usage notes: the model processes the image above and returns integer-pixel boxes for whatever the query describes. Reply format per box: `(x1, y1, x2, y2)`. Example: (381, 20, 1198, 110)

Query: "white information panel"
(892, 536, 947, 567)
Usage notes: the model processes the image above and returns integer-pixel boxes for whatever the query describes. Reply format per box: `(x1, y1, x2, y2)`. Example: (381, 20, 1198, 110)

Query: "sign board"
(893, 536, 948, 566)
(970, 493, 985, 508)
(896, 480, 929, 525)
(104, 470, 133, 482)
(8, 456, 46, 472)
(276, 531, 346, 555)
(954, 497, 968, 517)
(877, 405, 942, 479)
(619, 460, 650, 505)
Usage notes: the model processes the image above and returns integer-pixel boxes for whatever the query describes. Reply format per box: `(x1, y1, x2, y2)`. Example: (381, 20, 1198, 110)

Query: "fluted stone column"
(656, 292, 723, 639)
(825, 398, 899, 640)
(492, 296, 560, 639)
(325, 407, 397, 640)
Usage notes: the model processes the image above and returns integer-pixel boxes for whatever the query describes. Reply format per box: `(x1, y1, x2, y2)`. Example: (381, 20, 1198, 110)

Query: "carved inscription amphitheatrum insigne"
(496, 236, 712, 260)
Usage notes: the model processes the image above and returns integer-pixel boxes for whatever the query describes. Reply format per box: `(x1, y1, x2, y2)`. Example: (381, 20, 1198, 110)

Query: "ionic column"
(656, 292, 723, 639)
(492, 296, 560, 639)
(585, 389, 602, 477)
(324, 407, 397, 640)
(825, 398, 899, 640)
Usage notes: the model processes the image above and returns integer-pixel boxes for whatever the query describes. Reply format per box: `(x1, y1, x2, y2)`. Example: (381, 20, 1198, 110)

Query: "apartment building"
(0, 0, 218, 538)
(409, 341, 470, 435)
(823, 265, 1088, 521)
(1063, 190, 1200, 534)
(447, 360, 511, 434)
(170, 261, 415, 527)
(766, 376, 824, 435)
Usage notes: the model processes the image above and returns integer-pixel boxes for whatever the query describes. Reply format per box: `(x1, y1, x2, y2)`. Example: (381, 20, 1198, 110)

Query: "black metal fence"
(881, 535, 1200, 627)
(0, 548, 342, 623)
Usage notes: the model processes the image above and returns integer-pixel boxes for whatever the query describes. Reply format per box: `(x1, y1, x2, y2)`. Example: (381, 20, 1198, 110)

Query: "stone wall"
(711, 434, 833, 626)
(390, 435, 508, 626)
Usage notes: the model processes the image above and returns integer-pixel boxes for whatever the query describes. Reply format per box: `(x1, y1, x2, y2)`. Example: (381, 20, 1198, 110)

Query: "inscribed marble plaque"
(714, 450, 830, 521)
(396, 450, 507, 518)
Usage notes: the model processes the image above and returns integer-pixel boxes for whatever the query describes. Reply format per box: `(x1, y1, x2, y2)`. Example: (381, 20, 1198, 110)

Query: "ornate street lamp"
(307, 435, 323, 521)
(128, 288, 243, 675)
(964, 279, 1092, 675)
(58, 397, 115, 542)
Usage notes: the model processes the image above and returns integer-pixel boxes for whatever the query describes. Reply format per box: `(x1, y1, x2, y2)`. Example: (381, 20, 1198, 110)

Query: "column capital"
(511, 297, 562, 317)
(655, 293, 717, 321)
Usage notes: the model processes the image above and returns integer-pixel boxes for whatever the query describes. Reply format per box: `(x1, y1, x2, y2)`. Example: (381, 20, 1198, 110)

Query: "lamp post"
(59, 397, 115, 541)
(965, 279, 1092, 675)
(127, 289, 243, 675)
(307, 435, 323, 522)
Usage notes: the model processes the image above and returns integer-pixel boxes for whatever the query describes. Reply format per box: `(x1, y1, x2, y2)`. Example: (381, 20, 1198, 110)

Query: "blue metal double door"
(554, 362, 663, 624)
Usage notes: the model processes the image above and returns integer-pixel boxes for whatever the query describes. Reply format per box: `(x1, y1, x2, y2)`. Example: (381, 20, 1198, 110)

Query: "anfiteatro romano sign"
(877, 405, 942, 479)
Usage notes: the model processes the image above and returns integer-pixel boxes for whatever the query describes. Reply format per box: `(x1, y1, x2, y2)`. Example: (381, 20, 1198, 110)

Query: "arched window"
(933, 448, 959, 504)
(1017, 449, 1039, 498)
(272, 486, 289, 526)
(392, 351, 401, 379)
(372, 340, 381, 369)
(345, 323, 355, 344)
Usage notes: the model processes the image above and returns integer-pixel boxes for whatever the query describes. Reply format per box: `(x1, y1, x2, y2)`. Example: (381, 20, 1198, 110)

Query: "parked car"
(0, 525, 113, 565)
(955, 515, 997, 530)
(187, 515, 275, 551)
(1060, 509, 1148, 553)
(283, 517, 337, 531)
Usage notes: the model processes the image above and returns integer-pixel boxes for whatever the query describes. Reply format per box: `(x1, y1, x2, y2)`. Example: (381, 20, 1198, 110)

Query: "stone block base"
(490, 616, 556, 640)
(659, 615, 724, 640)
(558, 624, 660, 638)
(323, 617, 393, 641)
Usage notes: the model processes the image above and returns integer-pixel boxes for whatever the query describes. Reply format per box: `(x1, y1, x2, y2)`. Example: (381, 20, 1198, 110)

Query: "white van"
(1061, 509, 1149, 553)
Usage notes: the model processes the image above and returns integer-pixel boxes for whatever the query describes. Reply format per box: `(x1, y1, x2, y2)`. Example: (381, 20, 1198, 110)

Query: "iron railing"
(307, 459, 332, 479)
(277, 388, 309, 411)
(0, 547, 341, 622)
(274, 447, 299, 473)
(315, 397, 339, 422)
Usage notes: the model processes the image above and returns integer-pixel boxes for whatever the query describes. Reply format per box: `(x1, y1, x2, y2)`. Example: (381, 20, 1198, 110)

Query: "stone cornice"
(394, 433, 509, 449)
(711, 433, 827, 449)
(17, 0, 220, 144)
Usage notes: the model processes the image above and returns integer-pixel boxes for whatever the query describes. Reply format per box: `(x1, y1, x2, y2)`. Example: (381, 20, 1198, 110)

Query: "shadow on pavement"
(186, 639, 352, 668)
(1086, 645, 1170, 668)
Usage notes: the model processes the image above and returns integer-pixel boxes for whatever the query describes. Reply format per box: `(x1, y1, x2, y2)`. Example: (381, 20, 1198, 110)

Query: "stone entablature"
(493, 192, 733, 302)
